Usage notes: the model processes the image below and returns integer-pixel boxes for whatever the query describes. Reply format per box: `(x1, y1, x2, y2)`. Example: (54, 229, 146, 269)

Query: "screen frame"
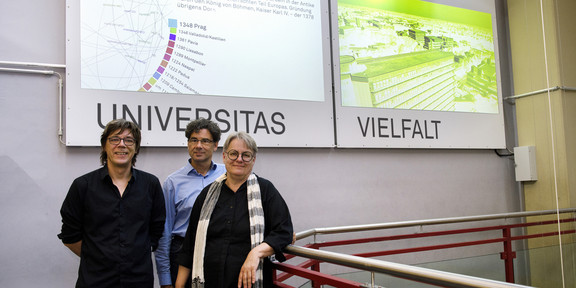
(65, 0, 336, 147)
(331, 0, 507, 149)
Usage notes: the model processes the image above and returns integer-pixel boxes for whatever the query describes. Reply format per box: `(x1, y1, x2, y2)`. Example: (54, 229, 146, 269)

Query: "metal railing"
(274, 208, 576, 288)
(295, 208, 576, 240)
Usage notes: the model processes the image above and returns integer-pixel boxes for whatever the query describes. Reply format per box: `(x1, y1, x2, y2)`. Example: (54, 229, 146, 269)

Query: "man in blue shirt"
(155, 118, 226, 287)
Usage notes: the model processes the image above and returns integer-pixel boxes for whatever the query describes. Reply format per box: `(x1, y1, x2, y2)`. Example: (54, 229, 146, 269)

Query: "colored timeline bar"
(139, 18, 177, 92)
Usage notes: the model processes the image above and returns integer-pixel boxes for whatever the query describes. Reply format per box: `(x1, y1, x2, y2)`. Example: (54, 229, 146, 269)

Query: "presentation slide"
(338, 0, 497, 113)
(65, 0, 335, 147)
(80, 0, 324, 101)
(333, 0, 507, 148)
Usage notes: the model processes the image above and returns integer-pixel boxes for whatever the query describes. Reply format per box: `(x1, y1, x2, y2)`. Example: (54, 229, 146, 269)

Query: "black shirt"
(178, 176, 293, 288)
(58, 166, 166, 288)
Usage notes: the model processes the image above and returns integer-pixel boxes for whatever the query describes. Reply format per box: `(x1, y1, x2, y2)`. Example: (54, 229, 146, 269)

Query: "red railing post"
(500, 227, 516, 283)
(311, 258, 321, 288)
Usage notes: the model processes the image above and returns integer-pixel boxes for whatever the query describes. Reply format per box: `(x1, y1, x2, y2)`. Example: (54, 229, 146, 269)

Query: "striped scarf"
(191, 173, 264, 288)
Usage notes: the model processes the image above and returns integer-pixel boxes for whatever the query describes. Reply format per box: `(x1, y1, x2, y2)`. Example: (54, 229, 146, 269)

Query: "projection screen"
(65, 0, 334, 147)
(66, 0, 508, 149)
(332, 0, 507, 148)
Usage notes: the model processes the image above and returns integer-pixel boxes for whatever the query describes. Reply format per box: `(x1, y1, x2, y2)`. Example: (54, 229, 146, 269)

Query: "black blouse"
(178, 175, 293, 288)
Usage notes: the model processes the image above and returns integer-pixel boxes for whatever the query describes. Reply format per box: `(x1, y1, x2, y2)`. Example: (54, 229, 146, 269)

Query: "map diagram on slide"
(80, 0, 325, 102)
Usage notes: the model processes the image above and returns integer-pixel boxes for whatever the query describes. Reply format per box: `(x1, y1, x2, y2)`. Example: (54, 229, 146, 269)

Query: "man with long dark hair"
(58, 119, 165, 288)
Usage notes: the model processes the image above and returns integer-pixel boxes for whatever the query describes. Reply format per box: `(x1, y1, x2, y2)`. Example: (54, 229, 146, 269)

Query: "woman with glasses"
(175, 131, 293, 288)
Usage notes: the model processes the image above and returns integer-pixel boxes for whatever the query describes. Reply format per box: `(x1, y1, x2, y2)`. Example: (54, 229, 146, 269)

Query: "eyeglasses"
(189, 138, 214, 145)
(108, 137, 136, 146)
(225, 150, 254, 162)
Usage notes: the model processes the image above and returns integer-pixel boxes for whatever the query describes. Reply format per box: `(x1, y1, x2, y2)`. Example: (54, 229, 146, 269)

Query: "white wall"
(0, 0, 521, 287)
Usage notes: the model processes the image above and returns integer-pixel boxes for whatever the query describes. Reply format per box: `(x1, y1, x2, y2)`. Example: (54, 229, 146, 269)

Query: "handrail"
(296, 208, 576, 240)
(283, 245, 533, 288)
(279, 209, 575, 287)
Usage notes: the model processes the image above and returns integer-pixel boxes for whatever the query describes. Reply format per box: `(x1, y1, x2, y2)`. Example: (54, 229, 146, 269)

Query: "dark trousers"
(171, 236, 192, 287)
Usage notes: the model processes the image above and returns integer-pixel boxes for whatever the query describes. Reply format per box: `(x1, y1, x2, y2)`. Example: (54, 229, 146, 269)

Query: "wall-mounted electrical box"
(514, 146, 537, 182)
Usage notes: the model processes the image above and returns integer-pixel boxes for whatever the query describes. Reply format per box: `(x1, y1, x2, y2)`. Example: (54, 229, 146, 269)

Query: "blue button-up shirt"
(154, 160, 225, 285)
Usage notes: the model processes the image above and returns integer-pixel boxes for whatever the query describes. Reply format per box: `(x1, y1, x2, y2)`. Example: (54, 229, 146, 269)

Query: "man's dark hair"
(185, 118, 222, 143)
(100, 119, 141, 166)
